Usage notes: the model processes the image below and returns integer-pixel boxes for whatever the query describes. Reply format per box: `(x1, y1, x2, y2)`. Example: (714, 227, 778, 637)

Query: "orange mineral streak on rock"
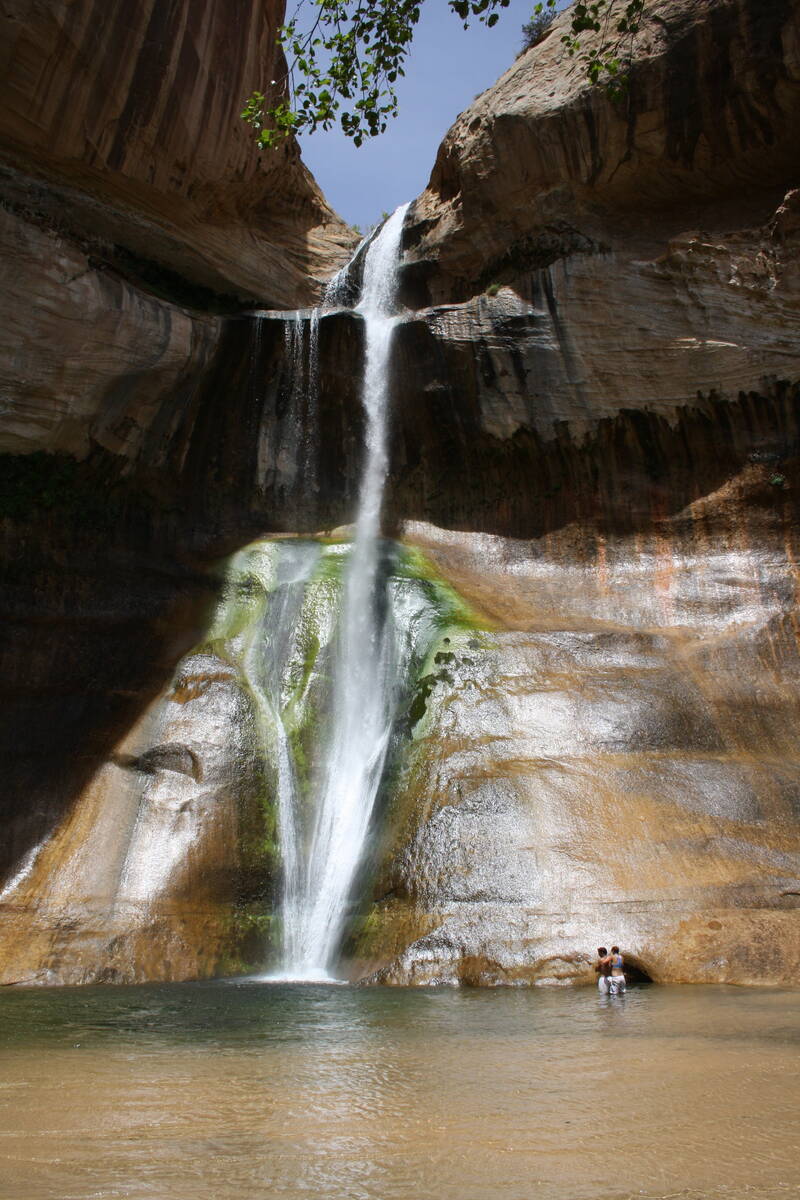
(3, 0, 800, 988)
(347, 500, 800, 988)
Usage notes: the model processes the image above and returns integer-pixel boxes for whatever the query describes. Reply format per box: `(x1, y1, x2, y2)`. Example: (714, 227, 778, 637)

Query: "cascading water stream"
(275, 202, 410, 980)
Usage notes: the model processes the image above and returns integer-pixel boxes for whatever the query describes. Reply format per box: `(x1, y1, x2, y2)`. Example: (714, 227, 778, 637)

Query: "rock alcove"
(1, 0, 800, 988)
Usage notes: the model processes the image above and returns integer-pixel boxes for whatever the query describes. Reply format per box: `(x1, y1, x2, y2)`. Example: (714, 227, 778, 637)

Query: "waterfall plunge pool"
(1, 981, 798, 1200)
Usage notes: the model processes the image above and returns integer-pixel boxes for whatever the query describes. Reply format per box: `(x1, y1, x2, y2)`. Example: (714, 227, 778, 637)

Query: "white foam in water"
(251, 967, 344, 985)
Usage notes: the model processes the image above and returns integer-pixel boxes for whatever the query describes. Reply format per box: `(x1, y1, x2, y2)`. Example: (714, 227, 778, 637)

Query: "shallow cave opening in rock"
(621, 957, 653, 985)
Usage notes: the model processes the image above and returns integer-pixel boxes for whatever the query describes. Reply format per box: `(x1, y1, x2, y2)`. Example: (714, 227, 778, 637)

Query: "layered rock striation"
(405, 0, 800, 305)
(2, 0, 800, 987)
(0, 0, 356, 460)
(0, 1, 355, 982)
(342, 0, 800, 988)
(0, 0, 353, 308)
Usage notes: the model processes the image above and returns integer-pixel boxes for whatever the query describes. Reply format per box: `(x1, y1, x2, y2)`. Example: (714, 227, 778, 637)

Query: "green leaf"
(243, 0, 645, 149)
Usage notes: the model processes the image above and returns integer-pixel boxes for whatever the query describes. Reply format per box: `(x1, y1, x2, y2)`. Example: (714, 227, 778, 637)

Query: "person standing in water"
(608, 945, 626, 995)
(594, 946, 612, 993)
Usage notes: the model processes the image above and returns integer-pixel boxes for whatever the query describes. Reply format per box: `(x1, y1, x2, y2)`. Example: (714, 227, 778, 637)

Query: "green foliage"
(220, 908, 278, 975)
(242, 0, 647, 150)
(393, 544, 486, 633)
(535, 0, 646, 97)
(243, 0, 513, 149)
(520, 7, 555, 50)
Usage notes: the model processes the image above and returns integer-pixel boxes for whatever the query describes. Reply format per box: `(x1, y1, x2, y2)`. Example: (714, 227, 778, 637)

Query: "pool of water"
(1, 981, 798, 1199)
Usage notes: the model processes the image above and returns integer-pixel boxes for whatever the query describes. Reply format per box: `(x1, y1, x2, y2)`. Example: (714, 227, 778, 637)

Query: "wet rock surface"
(337, 2, 800, 987)
(349, 516, 800, 988)
(0, 647, 270, 986)
(2, 0, 800, 987)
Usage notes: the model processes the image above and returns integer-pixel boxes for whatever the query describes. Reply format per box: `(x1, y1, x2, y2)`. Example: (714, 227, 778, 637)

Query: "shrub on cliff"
(520, 8, 555, 52)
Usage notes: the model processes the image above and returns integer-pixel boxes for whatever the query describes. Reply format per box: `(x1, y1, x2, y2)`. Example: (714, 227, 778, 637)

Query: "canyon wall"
(0, 0, 353, 311)
(0, 0, 354, 982)
(2, 0, 800, 987)
(349, 0, 800, 987)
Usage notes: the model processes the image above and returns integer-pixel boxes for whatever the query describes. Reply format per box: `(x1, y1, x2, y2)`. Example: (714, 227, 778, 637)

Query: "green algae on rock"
(0, 535, 489, 984)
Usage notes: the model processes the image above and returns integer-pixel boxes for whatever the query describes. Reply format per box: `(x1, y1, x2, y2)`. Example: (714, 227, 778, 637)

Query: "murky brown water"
(0, 982, 798, 1200)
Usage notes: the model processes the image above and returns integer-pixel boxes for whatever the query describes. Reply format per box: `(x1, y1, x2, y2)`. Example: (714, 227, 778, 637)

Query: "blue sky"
(296, 1, 558, 229)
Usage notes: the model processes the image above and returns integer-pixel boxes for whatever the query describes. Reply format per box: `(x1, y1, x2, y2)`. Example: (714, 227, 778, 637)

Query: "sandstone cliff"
(406, 0, 800, 303)
(0, 0, 358, 982)
(2, 0, 800, 989)
(0, 0, 356, 461)
(0, 0, 353, 308)
(342, 0, 800, 988)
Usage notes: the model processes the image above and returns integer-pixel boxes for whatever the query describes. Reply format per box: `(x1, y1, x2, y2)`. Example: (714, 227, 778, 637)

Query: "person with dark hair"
(594, 946, 612, 993)
(608, 945, 626, 995)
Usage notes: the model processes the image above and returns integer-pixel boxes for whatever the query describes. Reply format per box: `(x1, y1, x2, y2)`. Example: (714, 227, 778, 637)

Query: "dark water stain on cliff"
(661, 0, 791, 168)
(0, 304, 367, 883)
(106, 1, 185, 173)
(386, 330, 800, 540)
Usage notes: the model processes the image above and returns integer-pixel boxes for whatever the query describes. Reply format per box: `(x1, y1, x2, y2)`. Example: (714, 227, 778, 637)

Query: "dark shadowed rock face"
(0, 0, 357, 983)
(2, 0, 800, 987)
(392, 191, 800, 530)
(0, 304, 362, 926)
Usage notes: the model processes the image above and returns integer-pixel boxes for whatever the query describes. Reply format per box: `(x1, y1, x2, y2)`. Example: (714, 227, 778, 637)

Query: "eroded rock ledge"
(2, 0, 800, 988)
(0, 0, 354, 309)
(404, 0, 800, 305)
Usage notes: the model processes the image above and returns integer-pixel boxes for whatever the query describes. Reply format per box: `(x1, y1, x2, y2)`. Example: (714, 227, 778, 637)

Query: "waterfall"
(273, 203, 411, 980)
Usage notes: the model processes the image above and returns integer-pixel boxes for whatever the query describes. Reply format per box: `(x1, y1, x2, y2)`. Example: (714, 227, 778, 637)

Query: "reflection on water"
(1, 983, 798, 1200)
